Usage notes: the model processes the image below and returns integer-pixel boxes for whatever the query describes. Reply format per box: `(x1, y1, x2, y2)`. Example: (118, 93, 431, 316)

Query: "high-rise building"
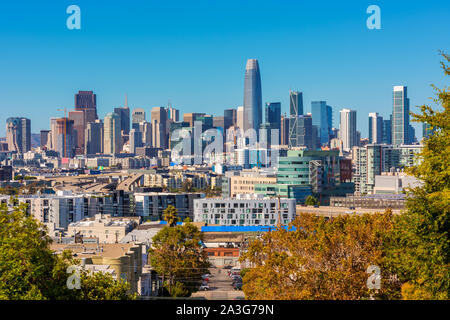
(139, 121, 152, 147)
(392, 86, 410, 145)
(129, 129, 143, 154)
(114, 106, 130, 135)
(75, 90, 98, 125)
(265, 102, 281, 129)
(166, 105, 179, 122)
(296, 115, 314, 150)
(40, 130, 50, 149)
(151, 107, 168, 149)
(236, 107, 244, 130)
(183, 113, 205, 127)
(311, 101, 331, 146)
(104, 112, 122, 155)
(280, 115, 289, 146)
(6, 117, 31, 154)
(132, 108, 146, 130)
(288, 91, 304, 148)
(224, 109, 237, 130)
(382, 117, 392, 144)
(85, 120, 103, 155)
(368, 112, 383, 144)
(68, 110, 85, 155)
(243, 59, 262, 134)
(339, 108, 357, 152)
(55, 118, 76, 158)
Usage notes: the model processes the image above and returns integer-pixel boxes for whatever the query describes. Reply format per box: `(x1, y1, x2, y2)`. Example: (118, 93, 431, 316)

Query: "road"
(191, 267, 245, 300)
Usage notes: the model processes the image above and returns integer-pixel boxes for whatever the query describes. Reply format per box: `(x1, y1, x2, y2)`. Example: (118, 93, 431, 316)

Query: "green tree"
(163, 205, 179, 227)
(384, 52, 450, 300)
(148, 220, 210, 297)
(305, 195, 319, 206)
(0, 202, 135, 300)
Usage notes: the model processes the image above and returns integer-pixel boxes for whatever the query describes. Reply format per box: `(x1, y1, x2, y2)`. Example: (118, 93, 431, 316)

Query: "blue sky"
(0, 0, 449, 138)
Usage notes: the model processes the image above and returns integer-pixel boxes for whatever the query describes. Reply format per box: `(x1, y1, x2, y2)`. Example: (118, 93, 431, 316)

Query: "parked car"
(223, 265, 233, 269)
(233, 282, 243, 290)
(201, 274, 210, 281)
(231, 275, 242, 282)
(349, 206, 356, 210)
(199, 283, 209, 291)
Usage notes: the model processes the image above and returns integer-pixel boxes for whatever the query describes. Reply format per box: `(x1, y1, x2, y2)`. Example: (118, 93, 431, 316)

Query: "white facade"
(193, 195, 296, 226)
(339, 108, 357, 152)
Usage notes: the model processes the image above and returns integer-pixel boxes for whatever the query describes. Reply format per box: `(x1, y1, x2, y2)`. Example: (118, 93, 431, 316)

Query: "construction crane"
(57, 107, 68, 158)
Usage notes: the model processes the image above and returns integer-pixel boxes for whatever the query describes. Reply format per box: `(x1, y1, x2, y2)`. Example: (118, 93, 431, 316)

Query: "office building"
(114, 106, 130, 135)
(311, 101, 332, 146)
(75, 90, 98, 125)
(224, 108, 237, 129)
(369, 112, 383, 144)
(296, 115, 314, 150)
(68, 110, 85, 155)
(243, 59, 262, 134)
(6, 117, 31, 154)
(392, 86, 410, 145)
(383, 117, 392, 144)
(129, 128, 143, 154)
(132, 108, 146, 130)
(40, 130, 50, 149)
(280, 115, 289, 146)
(104, 112, 122, 155)
(339, 108, 357, 152)
(151, 107, 168, 149)
(54, 118, 76, 158)
(85, 120, 103, 155)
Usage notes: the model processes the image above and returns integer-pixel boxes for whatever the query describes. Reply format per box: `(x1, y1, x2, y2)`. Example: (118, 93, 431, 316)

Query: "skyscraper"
(368, 112, 383, 144)
(129, 129, 143, 154)
(265, 102, 281, 129)
(104, 112, 122, 155)
(236, 106, 244, 130)
(382, 117, 392, 144)
(280, 115, 289, 146)
(297, 115, 314, 150)
(6, 117, 31, 154)
(55, 118, 76, 158)
(114, 106, 130, 135)
(392, 86, 410, 145)
(243, 59, 262, 134)
(132, 108, 146, 130)
(289, 91, 304, 147)
(75, 90, 98, 125)
(224, 108, 237, 129)
(85, 120, 103, 155)
(339, 108, 357, 152)
(311, 101, 331, 146)
(151, 107, 168, 149)
(68, 110, 85, 155)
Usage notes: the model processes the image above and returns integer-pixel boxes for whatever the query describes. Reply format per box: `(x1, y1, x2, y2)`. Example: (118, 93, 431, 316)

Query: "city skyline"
(1, 1, 449, 137)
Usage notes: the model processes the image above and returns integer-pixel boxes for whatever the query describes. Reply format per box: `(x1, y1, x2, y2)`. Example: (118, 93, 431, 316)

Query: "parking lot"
(191, 267, 245, 300)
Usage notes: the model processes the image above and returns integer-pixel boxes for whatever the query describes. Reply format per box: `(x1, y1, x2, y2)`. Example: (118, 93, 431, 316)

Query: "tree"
(0, 202, 135, 300)
(163, 205, 179, 227)
(384, 52, 450, 300)
(305, 195, 319, 206)
(148, 220, 210, 297)
(239, 212, 401, 300)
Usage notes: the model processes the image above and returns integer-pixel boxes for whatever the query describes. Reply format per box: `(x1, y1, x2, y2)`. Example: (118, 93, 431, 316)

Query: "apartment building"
(193, 194, 296, 226)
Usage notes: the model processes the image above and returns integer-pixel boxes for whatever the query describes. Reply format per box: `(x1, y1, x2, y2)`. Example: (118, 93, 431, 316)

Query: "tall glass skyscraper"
(368, 112, 383, 144)
(288, 91, 303, 147)
(265, 102, 281, 129)
(339, 108, 357, 152)
(243, 59, 262, 134)
(392, 86, 410, 145)
(311, 101, 331, 145)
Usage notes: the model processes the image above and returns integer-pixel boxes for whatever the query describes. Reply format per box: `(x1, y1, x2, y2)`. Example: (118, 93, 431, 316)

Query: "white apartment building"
(193, 194, 296, 226)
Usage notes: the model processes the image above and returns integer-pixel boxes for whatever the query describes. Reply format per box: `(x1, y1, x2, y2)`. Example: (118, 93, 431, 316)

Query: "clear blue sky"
(0, 0, 449, 138)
